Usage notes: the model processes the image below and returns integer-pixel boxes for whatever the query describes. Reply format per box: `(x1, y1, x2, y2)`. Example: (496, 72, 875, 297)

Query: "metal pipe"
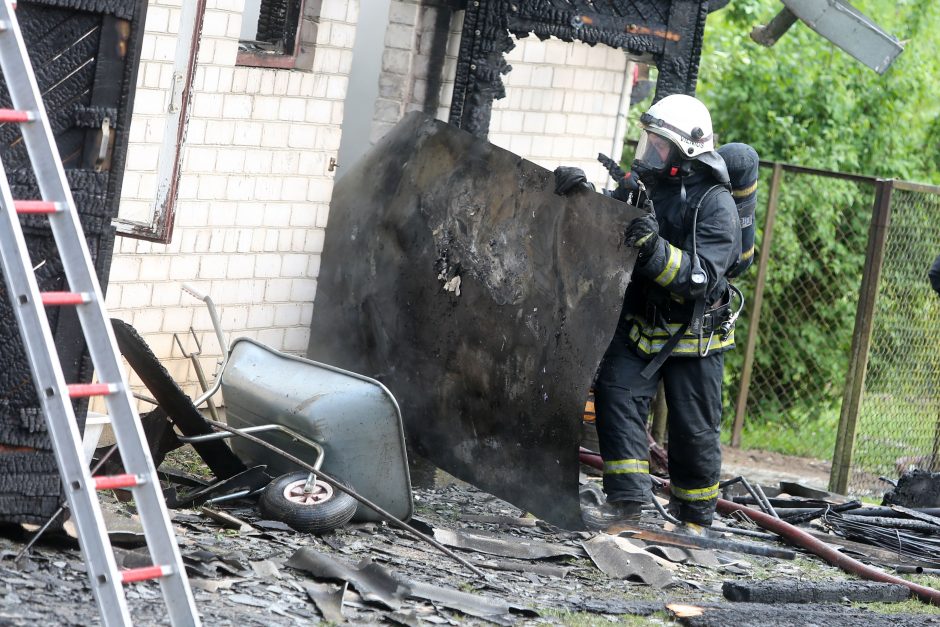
(831, 179, 895, 493)
(710, 524, 778, 541)
(750, 7, 798, 47)
(753, 483, 779, 519)
(897, 565, 940, 575)
(178, 424, 325, 473)
(204, 419, 485, 579)
(737, 476, 772, 517)
(717, 497, 940, 606)
(174, 329, 219, 422)
(731, 162, 782, 446)
(651, 495, 680, 525)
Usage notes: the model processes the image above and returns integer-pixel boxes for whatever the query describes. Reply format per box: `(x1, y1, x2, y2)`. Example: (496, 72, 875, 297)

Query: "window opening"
(238, 0, 303, 62)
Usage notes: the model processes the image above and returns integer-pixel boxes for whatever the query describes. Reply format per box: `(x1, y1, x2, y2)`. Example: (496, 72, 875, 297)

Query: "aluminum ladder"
(0, 1, 200, 625)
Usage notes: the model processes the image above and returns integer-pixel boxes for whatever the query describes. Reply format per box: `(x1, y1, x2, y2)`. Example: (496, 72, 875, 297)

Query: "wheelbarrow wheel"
(259, 471, 357, 533)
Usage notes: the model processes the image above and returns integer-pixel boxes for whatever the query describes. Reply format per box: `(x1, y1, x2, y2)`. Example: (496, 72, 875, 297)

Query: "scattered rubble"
(885, 470, 940, 508)
(2, 464, 940, 626)
(721, 579, 911, 604)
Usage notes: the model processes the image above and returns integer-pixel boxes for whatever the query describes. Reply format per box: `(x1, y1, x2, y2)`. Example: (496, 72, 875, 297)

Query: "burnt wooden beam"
(449, 0, 711, 138)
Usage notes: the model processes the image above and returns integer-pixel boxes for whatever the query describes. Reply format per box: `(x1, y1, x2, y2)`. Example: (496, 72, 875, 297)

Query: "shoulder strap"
(684, 184, 726, 231)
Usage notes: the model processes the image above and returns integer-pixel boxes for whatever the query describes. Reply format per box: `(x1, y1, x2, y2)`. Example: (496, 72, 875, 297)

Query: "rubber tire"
(259, 472, 357, 533)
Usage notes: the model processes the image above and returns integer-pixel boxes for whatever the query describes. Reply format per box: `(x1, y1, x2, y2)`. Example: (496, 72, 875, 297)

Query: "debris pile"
(5, 466, 940, 625)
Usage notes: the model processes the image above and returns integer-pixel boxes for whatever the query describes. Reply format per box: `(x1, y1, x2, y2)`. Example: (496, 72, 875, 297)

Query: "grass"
(721, 410, 838, 460)
(160, 444, 214, 480)
(860, 598, 940, 616)
(723, 393, 940, 495)
(855, 574, 940, 616)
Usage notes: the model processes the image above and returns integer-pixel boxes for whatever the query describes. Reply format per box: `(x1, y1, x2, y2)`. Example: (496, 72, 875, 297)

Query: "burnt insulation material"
(25, 0, 136, 20)
(307, 112, 643, 529)
(883, 469, 940, 508)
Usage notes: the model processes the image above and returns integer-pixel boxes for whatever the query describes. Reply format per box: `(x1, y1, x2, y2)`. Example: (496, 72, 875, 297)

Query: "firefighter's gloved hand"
(624, 213, 659, 261)
(554, 166, 593, 195)
(610, 170, 641, 203)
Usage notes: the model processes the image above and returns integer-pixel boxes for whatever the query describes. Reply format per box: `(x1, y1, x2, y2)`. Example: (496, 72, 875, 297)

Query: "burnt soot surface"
(308, 112, 644, 528)
(0, 0, 145, 525)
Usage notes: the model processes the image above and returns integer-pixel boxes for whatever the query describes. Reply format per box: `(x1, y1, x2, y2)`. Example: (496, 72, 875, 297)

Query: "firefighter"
(930, 254, 940, 297)
(556, 94, 740, 532)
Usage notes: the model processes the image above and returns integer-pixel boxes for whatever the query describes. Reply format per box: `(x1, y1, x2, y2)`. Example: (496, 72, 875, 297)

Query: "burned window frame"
(237, 0, 321, 71)
(449, 0, 712, 138)
(113, 0, 206, 243)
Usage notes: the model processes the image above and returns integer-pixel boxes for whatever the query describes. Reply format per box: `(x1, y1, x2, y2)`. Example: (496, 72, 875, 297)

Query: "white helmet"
(642, 94, 714, 157)
(634, 94, 728, 183)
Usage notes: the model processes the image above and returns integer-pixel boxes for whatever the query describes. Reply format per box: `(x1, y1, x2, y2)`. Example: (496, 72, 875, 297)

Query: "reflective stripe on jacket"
(623, 169, 740, 356)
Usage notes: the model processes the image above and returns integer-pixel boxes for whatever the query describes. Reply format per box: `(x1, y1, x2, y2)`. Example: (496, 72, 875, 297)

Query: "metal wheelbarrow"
(111, 285, 413, 534)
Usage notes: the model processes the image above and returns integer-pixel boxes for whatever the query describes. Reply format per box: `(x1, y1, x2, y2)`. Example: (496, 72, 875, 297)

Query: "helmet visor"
(634, 130, 679, 172)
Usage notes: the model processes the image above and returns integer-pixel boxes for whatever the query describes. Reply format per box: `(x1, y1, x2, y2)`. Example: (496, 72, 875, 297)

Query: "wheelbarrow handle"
(181, 283, 229, 406)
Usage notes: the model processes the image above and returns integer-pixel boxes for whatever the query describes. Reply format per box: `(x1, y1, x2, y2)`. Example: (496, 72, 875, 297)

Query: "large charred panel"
(0, 0, 146, 524)
(307, 113, 643, 528)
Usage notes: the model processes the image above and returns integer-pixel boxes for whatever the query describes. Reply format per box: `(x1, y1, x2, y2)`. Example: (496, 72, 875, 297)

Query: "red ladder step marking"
(14, 200, 60, 214)
(93, 474, 143, 491)
(120, 565, 171, 584)
(66, 383, 117, 398)
(0, 108, 32, 123)
(41, 291, 89, 306)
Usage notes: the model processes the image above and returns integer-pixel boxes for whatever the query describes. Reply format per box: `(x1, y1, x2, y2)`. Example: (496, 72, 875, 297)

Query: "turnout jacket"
(622, 169, 741, 356)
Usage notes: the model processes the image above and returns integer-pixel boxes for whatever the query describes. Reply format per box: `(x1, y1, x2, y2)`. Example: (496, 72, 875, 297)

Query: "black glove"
(611, 177, 642, 206)
(553, 166, 591, 195)
(624, 213, 659, 260)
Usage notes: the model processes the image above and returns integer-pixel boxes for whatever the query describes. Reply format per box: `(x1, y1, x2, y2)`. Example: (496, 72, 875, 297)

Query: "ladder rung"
(0, 108, 33, 123)
(14, 199, 61, 214)
(41, 291, 90, 305)
(120, 565, 172, 584)
(93, 474, 144, 491)
(67, 383, 118, 398)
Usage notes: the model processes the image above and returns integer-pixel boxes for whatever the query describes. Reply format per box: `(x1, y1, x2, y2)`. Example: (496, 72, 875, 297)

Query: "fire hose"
(579, 447, 940, 605)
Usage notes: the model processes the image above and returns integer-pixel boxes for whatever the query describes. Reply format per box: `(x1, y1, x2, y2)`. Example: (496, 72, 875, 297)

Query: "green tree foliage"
(698, 0, 940, 182)
(688, 0, 940, 439)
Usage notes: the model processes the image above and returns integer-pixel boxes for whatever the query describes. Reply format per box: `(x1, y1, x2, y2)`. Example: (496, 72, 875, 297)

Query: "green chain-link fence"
(726, 164, 940, 496)
(839, 182, 940, 495)
(725, 164, 873, 460)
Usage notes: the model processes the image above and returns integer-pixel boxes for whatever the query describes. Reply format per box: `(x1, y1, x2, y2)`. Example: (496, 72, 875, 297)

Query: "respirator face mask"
(632, 130, 680, 180)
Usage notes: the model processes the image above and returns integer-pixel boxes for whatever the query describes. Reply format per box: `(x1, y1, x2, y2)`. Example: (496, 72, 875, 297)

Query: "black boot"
(581, 500, 643, 530)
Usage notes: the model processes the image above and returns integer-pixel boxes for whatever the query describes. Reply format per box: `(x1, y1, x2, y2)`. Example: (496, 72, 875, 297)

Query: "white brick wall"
(109, 0, 358, 399)
(436, 14, 631, 188)
(376, 4, 630, 187)
(107, 0, 630, 405)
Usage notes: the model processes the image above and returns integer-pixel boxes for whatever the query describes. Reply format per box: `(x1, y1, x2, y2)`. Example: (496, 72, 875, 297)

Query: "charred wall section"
(449, 0, 711, 137)
(0, 0, 146, 524)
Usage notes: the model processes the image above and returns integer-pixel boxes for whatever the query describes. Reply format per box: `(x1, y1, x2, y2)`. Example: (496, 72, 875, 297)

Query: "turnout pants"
(594, 323, 725, 525)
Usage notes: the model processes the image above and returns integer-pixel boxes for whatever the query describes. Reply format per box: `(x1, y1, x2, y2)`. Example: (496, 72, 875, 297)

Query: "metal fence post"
(830, 179, 894, 493)
(731, 163, 783, 447)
